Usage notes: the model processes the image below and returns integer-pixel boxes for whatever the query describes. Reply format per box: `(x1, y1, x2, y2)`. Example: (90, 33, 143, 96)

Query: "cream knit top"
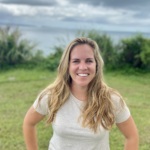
(33, 93, 130, 150)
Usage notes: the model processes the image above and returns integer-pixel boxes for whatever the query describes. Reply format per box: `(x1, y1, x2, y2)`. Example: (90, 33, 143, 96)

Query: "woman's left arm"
(116, 116, 139, 150)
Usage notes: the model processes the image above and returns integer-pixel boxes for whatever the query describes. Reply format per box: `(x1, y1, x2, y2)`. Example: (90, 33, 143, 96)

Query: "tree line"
(0, 26, 150, 71)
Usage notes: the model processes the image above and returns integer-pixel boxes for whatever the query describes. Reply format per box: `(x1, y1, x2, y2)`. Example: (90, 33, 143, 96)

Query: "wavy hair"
(38, 37, 124, 133)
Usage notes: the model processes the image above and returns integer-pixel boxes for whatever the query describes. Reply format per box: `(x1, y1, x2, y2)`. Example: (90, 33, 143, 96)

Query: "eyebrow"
(71, 58, 95, 60)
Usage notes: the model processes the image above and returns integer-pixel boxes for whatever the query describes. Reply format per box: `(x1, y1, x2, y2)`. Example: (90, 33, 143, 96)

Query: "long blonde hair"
(38, 37, 123, 132)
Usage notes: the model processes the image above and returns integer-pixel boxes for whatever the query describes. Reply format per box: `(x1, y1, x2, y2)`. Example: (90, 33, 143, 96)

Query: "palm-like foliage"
(0, 26, 35, 67)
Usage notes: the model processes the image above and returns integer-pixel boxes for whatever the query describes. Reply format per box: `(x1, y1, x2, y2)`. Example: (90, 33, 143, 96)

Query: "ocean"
(17, 26, 150, 55)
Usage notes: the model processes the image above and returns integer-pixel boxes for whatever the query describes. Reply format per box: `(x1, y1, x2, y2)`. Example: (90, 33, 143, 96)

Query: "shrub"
(0, 26, 35, 69)
(40, 46, 63, 71)
(118, 34, 150, 69)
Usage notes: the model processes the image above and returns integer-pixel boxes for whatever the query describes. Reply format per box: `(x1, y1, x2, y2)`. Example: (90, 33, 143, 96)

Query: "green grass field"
(0, 69, 150, 150)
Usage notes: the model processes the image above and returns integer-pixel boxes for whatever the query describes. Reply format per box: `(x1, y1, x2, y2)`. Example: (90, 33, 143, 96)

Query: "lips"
(77, 73, 89, 77)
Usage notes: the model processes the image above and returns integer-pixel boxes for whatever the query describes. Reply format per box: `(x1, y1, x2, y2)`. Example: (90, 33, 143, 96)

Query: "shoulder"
(110, 93, 124, 108)
(110, 93, 131, 123)
(33, 94, 49, 115)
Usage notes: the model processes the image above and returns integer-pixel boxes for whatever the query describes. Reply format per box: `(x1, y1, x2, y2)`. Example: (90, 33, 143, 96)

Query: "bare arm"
(23, 106, 45, 150)
(116, 116, 139, 150)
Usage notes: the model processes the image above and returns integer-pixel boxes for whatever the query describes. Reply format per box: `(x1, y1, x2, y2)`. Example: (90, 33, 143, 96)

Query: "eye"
(86, 59, 93, 63)
(72, 59, 80, 63)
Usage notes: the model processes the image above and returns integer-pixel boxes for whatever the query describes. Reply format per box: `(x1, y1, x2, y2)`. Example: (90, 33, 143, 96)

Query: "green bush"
(40, 46, 63, 71)
(0, 26, 35, 69)
(140, 39, 150, 68)
(117, 34, 150, 69)
(19, 50, 46, 69)
(1, 27, 149, 72)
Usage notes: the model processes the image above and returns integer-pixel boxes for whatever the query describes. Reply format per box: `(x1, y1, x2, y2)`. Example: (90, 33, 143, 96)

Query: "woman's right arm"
(23, 106, 45, 150)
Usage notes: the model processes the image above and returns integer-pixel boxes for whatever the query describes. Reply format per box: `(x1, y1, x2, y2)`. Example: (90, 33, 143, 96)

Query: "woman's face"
(69, 44, 96, 89)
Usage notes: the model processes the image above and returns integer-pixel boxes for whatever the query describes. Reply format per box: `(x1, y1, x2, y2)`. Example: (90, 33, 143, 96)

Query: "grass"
(106, 71, 150, 150)
(0, 68, 150, 150)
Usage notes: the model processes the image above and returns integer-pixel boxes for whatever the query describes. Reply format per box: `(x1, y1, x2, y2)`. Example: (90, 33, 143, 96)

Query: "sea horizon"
(1, 23, 150, 55)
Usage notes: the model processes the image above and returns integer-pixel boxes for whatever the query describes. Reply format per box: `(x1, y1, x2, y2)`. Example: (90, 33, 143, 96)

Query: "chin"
(76, 82, 89, 88)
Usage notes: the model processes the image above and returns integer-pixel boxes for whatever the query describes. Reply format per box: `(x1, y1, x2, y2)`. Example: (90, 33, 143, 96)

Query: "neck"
(70, 85, 88, 101)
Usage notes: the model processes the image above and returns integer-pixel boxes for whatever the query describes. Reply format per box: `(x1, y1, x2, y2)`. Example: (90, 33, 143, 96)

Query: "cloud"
(0, 2, 133, 18)
(68, 0, 150, 21)
(0, 0, 150, 32)
(0, 0, 57, 6)
(69, 0, 150, 9)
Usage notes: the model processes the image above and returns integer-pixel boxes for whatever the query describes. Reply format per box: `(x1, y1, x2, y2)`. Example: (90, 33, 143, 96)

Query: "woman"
(23, 37, 139, 150)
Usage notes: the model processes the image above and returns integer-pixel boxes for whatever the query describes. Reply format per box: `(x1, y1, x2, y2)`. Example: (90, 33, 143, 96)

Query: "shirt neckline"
(70, 92, 86, 105)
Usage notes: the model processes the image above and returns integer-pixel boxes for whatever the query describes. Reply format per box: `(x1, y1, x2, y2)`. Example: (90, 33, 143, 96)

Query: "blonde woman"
(23, 37, 139, 150)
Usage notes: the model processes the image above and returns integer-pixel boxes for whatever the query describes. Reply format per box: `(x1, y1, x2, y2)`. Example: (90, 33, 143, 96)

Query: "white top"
(33, 93, 130, 150)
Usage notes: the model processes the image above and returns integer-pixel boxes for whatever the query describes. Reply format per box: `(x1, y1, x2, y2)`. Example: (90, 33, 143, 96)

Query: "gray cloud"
(0, 0, 57, 6)
(68, 0, 150, 20)
(1, 0, 150, 10)
(69, 0, 150, 8)
(70, 0, 150, 25)
(0, 0, 150, 32)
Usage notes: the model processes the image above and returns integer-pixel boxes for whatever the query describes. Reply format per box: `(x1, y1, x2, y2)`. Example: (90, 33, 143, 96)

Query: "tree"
(118, 34, 150, 69)
(0, 26, 35, 68)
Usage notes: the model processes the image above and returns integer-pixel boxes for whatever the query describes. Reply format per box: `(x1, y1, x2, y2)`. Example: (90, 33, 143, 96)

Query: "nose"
(79, 62, 87, 70)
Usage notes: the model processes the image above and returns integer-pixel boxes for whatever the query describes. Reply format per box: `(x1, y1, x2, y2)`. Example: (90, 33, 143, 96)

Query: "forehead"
(70, 44, 94, 59)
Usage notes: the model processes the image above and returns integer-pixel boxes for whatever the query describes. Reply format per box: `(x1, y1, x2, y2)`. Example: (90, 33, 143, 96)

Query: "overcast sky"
(0, 0, 150, 32)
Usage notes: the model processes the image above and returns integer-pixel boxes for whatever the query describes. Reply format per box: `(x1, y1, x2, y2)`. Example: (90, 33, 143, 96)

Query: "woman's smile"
(77, 73, 89, 77)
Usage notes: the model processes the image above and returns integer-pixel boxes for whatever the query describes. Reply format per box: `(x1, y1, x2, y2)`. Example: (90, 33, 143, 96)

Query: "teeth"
(78, 74, 88, 77)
